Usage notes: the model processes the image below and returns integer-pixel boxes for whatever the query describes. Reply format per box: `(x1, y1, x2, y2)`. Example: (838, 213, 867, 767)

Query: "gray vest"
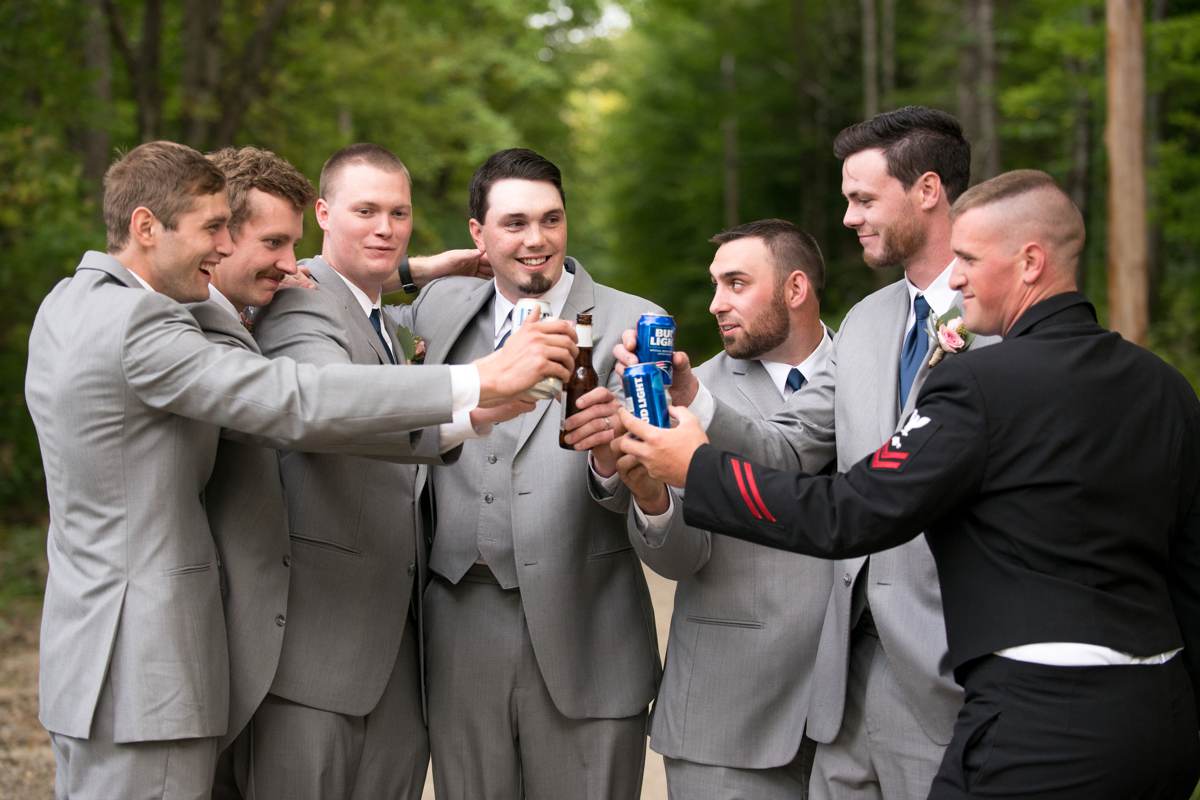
(428, 307, 521, 588)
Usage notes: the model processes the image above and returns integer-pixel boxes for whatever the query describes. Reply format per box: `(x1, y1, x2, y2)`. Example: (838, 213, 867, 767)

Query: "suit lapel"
(307, 257, 392, 366)
(514, 261, 595, 457)
(732, 359, 782, 419)
(876, 281, 911, 439)
(428, 281, 495, 367)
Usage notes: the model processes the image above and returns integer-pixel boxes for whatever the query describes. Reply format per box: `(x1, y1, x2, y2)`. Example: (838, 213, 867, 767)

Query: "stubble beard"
(721, 284, 790, 360)
(863, 209, 927, 271)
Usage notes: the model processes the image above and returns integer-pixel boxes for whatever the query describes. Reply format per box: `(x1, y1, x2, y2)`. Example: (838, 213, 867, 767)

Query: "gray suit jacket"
(252, 255, 455, 717)
(707, 278, 997, 745)
(26, 251, 457, 743)
(188, 297, 291, 750)
(630, 352, 836, 769)
(392, 259, 662, 719)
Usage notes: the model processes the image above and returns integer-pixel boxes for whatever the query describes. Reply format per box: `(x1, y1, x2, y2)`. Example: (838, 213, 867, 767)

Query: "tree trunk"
(881, 0, 896, 109)
(974, 0, 999, 179)
(1105, 0, 1148, 344)
(214, 0, 291, 146)
(957, 0, 979, 162)
(82, 0, 111, 208)
(182, 0, 223, 149)
(102, 0, 163, 141)
(721, 51, 739, 230)
(1145, 0, 1168, 319)
(861, 0, 879, 119)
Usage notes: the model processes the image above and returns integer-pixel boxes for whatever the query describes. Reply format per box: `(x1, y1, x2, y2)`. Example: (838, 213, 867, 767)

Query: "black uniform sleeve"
(682, 360, 989, 559)
(1167, 408, 1200, 722)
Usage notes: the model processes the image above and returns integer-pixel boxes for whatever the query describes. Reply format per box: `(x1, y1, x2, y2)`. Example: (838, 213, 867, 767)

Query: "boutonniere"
(395, 326, 426, 364)
(926, 308, 974, 368)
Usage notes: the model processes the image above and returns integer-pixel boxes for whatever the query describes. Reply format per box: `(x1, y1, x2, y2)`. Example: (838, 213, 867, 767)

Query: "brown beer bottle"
(559, 313, 598, 449)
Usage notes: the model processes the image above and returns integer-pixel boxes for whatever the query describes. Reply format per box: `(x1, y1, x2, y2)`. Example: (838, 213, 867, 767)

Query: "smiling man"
(618, 169, 1200, 800)
(389, 147, 664, 798)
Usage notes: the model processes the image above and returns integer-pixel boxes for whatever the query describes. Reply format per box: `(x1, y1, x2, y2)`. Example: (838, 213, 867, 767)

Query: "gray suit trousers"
(425, 572, 647, 799)
(50, 679, 218, 800)
(808, 632, 943, 800)
(236, 621, 427, 800)
(664, 737, 815, 800)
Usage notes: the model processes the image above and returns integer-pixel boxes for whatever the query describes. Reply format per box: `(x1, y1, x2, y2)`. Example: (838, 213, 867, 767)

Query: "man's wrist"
(397, 255, 418, 295)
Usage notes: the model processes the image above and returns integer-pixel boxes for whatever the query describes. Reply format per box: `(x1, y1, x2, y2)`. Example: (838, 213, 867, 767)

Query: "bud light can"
(623, 362, 671, 429)
(512, 298, 561, 400)
(636, 313, 675, 386)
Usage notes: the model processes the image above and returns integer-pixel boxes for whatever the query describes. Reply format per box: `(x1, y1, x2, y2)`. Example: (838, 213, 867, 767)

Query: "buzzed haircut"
(951, 169, 1086, 267)
(710, 218, 826, 293)
(319, 143, 411, 202)
(208, 146, 316, 236)
(834, 106, 971, 203)
(469, 148, 565, 223)
(103, 140, 226, 253)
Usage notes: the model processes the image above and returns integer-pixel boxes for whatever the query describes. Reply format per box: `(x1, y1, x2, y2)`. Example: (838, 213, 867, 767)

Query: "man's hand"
(279, 265, 317, 290)
(612, 328, 699, 406)
(615, 451, 670, 515)
(561, 387, 623, 474)
(614, 405, 709, 488)
(470, 397, 536, 429)
(410, 249, 493, 285)
(474, 305, 577, 404)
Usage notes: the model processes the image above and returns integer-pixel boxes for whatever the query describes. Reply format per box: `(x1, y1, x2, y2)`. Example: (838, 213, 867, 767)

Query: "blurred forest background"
(2, 0, 1198, 534)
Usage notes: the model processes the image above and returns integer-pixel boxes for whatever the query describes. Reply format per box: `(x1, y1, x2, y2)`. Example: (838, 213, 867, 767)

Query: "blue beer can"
(623, 363, 671, 429)
(636, 313, 675, 386)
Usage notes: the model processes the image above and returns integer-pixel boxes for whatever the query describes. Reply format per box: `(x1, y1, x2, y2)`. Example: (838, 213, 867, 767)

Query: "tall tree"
(861, 0, 880, 118)
(1106, 0, 1149, 344)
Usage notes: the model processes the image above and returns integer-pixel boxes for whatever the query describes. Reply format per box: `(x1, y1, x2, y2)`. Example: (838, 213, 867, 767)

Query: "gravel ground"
(0, 568, 677, 799)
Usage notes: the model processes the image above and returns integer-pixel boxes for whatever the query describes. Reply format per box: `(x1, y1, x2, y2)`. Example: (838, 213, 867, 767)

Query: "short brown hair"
(319, 143, 410, 202)
(951, 169, 1061, 219)
(103, 140, 226, 252)
(710, 218, 825, 293)
(207, 146, 315, 236)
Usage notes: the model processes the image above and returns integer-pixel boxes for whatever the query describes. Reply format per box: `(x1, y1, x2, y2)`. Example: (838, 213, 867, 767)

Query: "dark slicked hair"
(468, 148, 565, 223)
(103, 140, 226, 252)
(208, 146, 316, 236)
(833, 106, 971, 202)
(319, 143, 410, 202)
(710, 218, 825, 293)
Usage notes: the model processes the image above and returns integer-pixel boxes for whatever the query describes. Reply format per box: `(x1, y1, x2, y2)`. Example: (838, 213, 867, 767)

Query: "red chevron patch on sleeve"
(742, 462, 777, 523)
(870, 441, 909, 470)
(730, 458, 763, 520)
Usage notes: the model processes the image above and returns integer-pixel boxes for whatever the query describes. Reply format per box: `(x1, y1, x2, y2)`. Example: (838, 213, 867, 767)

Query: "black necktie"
(369, 308, 396, 364)
(786, 367, 805, 395)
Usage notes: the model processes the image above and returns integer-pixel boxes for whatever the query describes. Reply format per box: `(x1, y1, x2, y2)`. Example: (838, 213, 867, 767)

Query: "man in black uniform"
(616, 170, 1200, 799)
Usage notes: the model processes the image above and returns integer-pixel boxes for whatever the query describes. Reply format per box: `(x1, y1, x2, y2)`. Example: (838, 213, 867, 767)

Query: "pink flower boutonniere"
(926, 308, 975, 368)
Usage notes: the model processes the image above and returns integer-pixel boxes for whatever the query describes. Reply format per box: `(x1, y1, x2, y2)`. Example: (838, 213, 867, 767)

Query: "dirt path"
(0, 571, 676, 799)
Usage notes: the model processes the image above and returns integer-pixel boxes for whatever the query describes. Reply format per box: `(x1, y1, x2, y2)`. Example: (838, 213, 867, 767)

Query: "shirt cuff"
(437, 409, 487, 453)
(690, 382, 716, 430)
(449, 364, 481, 415)
(589, 453, 622, 497)
(633, 492, 676, 545)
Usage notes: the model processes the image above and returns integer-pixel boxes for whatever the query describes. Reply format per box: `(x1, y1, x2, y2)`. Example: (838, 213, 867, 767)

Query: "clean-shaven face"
(841, 148, 926, 270)
(149, 191, 233, 302)
(210, 189, 302, 310)
(949, 207, 1022, 336)
(470, 178, 566, 301)
(708, 236, 789, 359)
(317, 162, 412, 299)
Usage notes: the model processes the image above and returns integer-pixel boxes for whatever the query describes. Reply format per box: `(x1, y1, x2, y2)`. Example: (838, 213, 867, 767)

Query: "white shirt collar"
(759, 322, 834, 399)
(206, 284, 239, 319)
(904, 259, 958, 321)
(127, 269, 157, 293)
(493, 265, 576, 341)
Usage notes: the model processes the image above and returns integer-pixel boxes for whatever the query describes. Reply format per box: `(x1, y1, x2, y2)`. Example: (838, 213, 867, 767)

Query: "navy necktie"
(786, 367, 805, 395)
(369, 308, 396, 364)
(495, 311, 513, 351)
(898, 294, 930, 407)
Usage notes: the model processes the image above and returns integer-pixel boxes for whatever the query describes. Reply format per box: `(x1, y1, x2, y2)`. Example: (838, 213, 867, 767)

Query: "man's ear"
(130, 206, 157, 247)
(468, 218, 486, 253)
(785, 270, 811, 309)
(1019, 242, 1048, 285)
(914, 171, 945, 211)
(314, 198, 331, 231)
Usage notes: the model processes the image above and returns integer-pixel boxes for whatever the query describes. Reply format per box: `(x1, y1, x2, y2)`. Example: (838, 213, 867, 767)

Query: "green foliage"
(0, 525, 47, 613)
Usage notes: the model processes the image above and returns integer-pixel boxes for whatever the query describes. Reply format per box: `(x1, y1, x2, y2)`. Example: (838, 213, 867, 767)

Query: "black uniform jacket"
(684, 292, 1200, 714)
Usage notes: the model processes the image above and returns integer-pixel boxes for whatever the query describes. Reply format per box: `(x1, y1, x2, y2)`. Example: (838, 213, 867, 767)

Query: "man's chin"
(517, 274, 554, 296)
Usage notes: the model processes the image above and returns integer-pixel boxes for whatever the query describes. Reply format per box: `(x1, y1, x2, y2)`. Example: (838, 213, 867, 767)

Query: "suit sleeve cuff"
(589, 454, 622, 497)
(690, 382, 715, 430)
(633, 493, 676, 546)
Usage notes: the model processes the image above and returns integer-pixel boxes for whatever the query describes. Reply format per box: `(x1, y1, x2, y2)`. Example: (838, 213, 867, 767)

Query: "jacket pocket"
(685, 615, 763, 630)
(587, 544, 634, 560)
(163, 561, 214, 577)
(290, 533, 364, 557)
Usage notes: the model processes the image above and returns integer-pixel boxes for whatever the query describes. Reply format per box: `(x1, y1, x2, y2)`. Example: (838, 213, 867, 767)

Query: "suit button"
(843, 573, 852, 587)
(407, 562, 416, 576)
(275, 614, 286, 627)
(282, 555, 291, 568)
(484, 492, 494, 504)
(487, 454, 498, 464)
